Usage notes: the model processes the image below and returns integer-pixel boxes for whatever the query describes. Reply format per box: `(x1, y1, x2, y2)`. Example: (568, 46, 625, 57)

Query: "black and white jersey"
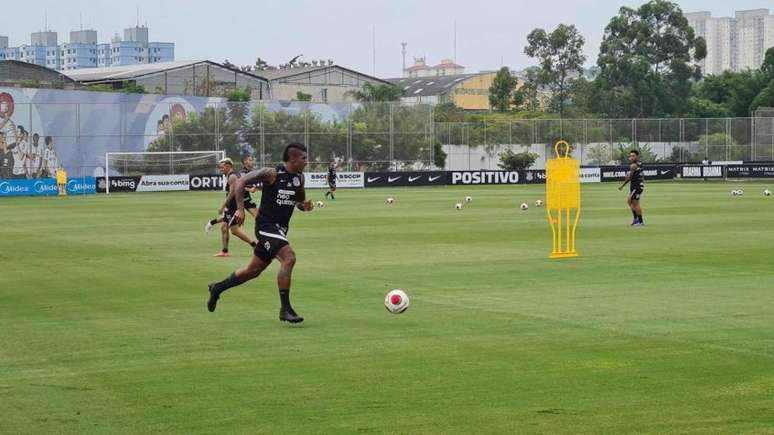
(240, 167, 257, 201)
(224, 170, 237, 210)
(631, 161, 645, 190)
(327, 166, 336, 185)
(257, 164, 304, 233)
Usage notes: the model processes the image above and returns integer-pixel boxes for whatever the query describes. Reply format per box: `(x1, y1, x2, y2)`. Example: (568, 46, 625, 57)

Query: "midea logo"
(0, 182, 28, 194)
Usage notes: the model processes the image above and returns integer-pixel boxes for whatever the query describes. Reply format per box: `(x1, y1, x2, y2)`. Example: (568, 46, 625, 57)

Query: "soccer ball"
(731, 190, 740, 196)
(535, 199, 544, 207)
(520, 202, 529, 210)
(738, 189, 744, 195)
(455, 203, 463, 210)
(386, 197, 395, 204)
(465, 196, 472, 203)
(315, 200, 324, 208)
(765, 189, 772, 197)
(384, 289, 409, 314)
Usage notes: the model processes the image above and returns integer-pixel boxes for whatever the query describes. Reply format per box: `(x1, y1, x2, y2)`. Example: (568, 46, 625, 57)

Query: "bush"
(497, 148, 538, 170)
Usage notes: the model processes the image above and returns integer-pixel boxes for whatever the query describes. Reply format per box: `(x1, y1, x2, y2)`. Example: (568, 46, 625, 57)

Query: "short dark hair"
(629, 149, 640, 156)
(282, 142, 307, 162)
(45, 136, 53, 145)
(162, 114, 170, 121)
(241, 153, 253, 164)
(33, 133, 39, 139)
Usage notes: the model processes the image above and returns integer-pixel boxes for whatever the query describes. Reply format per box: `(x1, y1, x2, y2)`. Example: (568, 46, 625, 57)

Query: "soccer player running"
(324, 161, 336, 200)
(207, 158, 257, 257)
(618, 149, 645, 226)
(205, 154, 260, 236)
(207, 143, 313, 323)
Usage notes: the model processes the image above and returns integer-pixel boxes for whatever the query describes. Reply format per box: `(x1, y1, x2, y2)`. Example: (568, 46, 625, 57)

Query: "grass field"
(2, 181, 774, 434)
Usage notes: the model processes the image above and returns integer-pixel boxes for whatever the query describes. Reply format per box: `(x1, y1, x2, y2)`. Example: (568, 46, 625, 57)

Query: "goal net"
(105, 151, 225, 193)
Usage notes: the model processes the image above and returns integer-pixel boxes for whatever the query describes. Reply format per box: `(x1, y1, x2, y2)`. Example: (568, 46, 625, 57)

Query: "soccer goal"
(105, 150, 225, 194)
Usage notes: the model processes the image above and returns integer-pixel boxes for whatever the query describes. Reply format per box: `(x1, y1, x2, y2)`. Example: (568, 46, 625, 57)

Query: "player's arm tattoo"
(236, 168, 276, 210)
(221, 174, 239, 210)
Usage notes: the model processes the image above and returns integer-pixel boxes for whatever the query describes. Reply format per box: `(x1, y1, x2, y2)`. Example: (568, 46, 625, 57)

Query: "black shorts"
(223, 207, 239, 226)
(629, 188, 643, 201)
(244, 198, 257, 210)
(254, 223, 289, 262)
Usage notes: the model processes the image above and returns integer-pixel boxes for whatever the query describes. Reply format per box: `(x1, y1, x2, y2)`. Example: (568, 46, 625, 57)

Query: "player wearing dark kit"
(239, 154, 260, 217)
(324, 161, 336, 200)
(205, 158, 257, 257)
(618, 149, 645, 226)
(207, 143, 314, 323)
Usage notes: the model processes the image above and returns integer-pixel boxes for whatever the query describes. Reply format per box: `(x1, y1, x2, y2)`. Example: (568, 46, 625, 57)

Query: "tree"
(524, 24, 586, 116)
(254, 57, 274, 71)
(518, 67, 542, 112)
(497, 148, 538, 170)
(593, 0, 706, 118)
(296, 91, 313, 102)
(762, 47, 774, 80)
(750, 80, 774, 113)
(690, 70, 764, 117)
(349, 83, 402, 102)
(488, 67, 519, 112)
(222, 59, 236, 69)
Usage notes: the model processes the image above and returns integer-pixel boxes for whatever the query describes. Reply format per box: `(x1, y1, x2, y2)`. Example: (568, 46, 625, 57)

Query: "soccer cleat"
(213, 251, 230, 257)
(279, 308, 304, 323)
(207, 284, 219, 312)
(205, 221, 213, 234)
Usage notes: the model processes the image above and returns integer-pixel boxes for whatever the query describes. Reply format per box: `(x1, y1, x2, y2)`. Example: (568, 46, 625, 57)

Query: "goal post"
(105, 150, 226, 194)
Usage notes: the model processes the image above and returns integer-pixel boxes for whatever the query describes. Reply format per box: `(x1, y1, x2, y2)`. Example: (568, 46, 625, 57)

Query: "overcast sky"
(2, 0, 772, 77)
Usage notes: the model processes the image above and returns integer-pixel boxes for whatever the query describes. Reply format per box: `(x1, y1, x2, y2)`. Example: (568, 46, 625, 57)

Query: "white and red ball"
(384, 289, 409, 314)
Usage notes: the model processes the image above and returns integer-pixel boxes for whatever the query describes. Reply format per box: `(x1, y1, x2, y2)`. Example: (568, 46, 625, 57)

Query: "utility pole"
(401, 42, 407, 76)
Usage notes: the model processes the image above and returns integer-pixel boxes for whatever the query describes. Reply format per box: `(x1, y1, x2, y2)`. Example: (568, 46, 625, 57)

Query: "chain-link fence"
(0, 100, 436, 178)
(2, 91, 774, 180)
(436, 117, 774, 170)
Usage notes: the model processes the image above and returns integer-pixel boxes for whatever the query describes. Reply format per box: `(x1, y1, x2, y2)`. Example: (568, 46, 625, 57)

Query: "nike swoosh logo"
(660, 170, 671, 175)
(408, 176, 420, 182)
(367, 177, 381, 183)
(428, 176, 441, 182)
(388, 177, 401, 182)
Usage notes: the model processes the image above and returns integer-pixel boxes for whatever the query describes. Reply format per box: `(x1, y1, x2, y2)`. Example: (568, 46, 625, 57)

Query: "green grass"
(1, 182, 774, 434)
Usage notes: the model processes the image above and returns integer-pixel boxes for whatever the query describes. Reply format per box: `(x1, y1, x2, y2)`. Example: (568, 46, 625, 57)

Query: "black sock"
(210, 219, 218, 225)
(631, 210, 637, 219)
(325, 191, 330, 198)
(212, 272, 241, 295)
(637, 214, 643, 223)
(221, 247, 228, 253)
(331, 193, 335, 200)
(279, 288, 291, 310)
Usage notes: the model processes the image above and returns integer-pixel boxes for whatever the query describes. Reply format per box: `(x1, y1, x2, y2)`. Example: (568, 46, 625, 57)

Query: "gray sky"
(2, 0, 772, 78)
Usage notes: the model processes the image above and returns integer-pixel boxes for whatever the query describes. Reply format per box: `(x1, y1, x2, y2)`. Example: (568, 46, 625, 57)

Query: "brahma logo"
(0, 182, 28, 194)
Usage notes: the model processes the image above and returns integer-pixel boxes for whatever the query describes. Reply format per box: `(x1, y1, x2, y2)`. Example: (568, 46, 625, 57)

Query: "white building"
(403, 57, 464, 78)
(686, 9, 774, 76)
(0, 25, 173, 71)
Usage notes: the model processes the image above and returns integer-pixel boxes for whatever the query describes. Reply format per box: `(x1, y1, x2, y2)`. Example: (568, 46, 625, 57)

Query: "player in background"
(205, 154, 260, 231)
(207, 143, 313, 323)
(239, 153, 261, 215)
(324, 161, 336, 200)
(207, 158, 257, 257)
(618, 149, 645, 226)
